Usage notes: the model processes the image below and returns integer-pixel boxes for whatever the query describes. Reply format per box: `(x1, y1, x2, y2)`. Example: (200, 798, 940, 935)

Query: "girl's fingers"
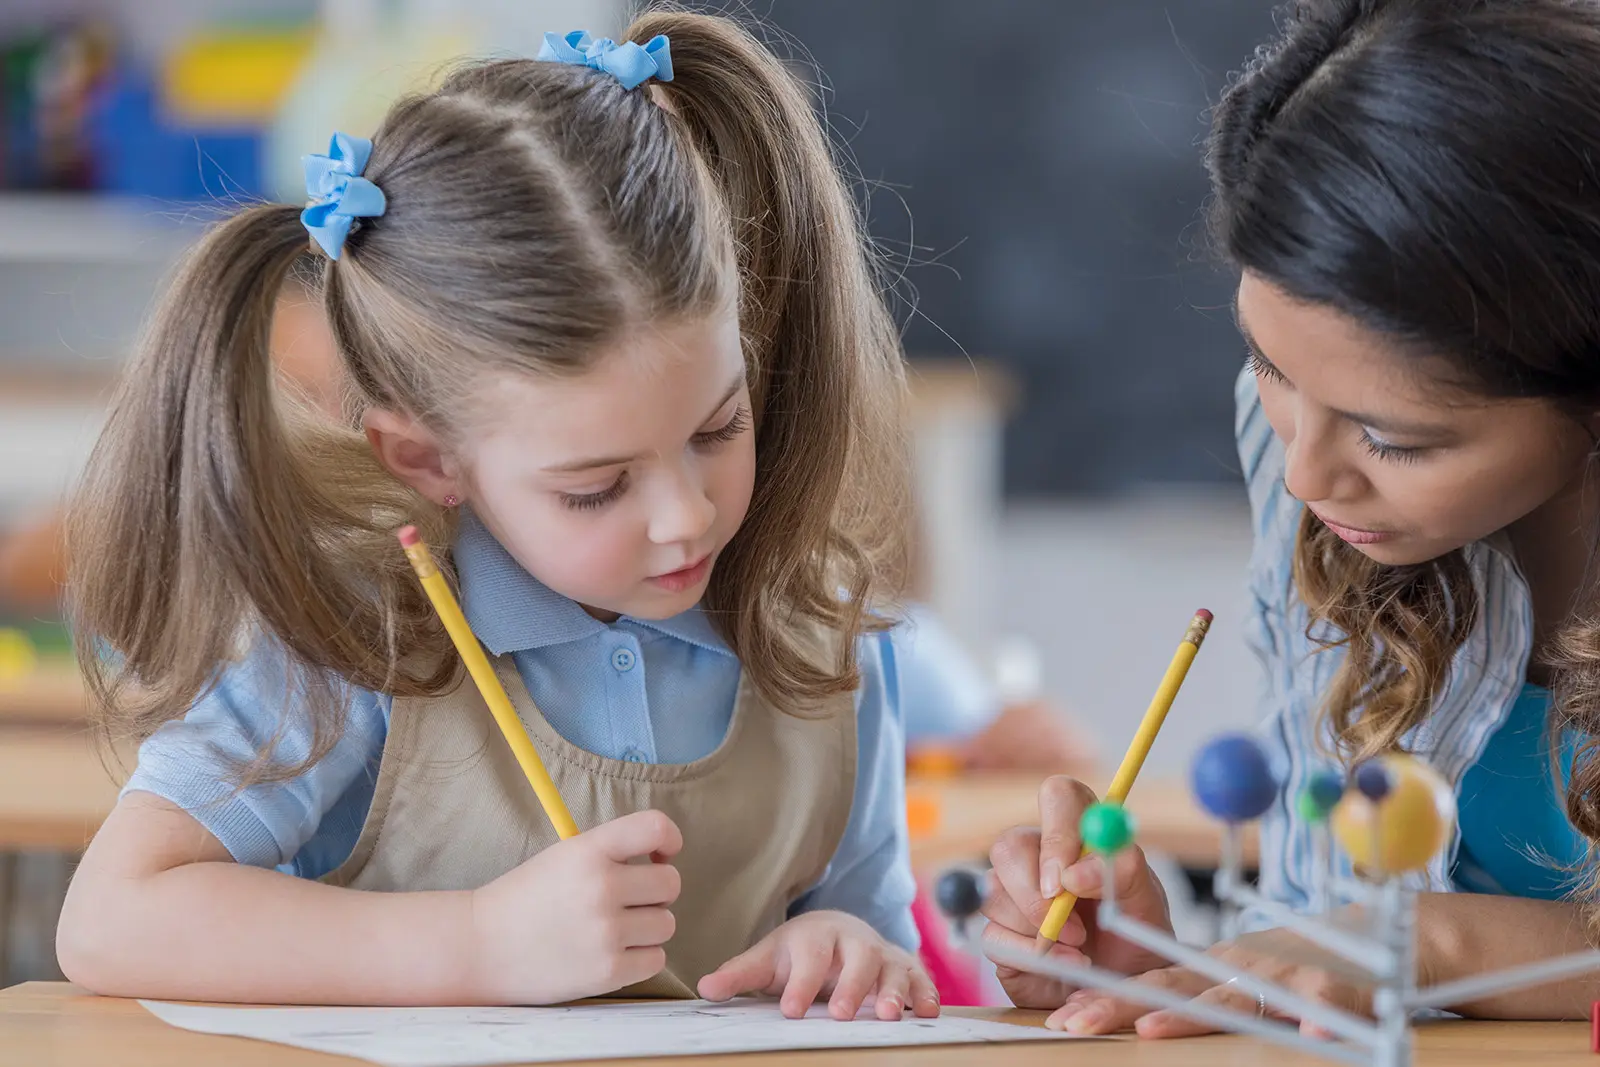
(616, 859, 682, 907)
(779, 934, 837, 1019)
(619, 905, 676, 948)
(827, 942, 880, 1021)
(871, 959, 912, 1020)
(908, 965, 941, 1018)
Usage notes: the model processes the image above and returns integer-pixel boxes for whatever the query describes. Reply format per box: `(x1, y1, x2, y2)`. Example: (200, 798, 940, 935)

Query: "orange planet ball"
(1331, 754, 1455, 874)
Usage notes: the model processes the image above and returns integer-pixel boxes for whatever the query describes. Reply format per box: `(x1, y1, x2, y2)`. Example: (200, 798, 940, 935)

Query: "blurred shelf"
(0, 193, 195, 265)
(0, 667, 86, 726)
(0, 363, 119, 399)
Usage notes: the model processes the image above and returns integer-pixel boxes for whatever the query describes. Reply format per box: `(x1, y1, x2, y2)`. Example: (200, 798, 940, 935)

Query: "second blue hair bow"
(301, 132, 387, 260)
(538, 31, 673, 90)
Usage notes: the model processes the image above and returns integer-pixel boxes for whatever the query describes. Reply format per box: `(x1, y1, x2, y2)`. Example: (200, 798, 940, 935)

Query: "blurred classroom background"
(0, 0, 1277, 988)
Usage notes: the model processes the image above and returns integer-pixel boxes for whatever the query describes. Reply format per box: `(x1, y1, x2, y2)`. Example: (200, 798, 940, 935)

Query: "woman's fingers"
(1035, 777, 1100, 898)
(1047, 966, 1212, 1035)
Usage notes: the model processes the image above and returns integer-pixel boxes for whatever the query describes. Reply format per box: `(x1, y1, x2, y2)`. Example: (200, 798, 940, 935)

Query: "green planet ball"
(1079, 802, 1136, 855)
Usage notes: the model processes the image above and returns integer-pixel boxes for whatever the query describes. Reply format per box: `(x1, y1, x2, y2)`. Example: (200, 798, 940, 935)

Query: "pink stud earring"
(443, 494, 459, 508)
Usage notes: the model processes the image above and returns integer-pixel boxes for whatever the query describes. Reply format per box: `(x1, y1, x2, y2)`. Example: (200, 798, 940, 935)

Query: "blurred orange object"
(0, 513, 66, 612)
(906, 744, 965, 778)
(905, 790, 942, 838)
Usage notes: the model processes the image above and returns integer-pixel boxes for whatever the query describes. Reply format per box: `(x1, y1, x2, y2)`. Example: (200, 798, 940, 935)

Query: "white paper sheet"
(139, 997, 1079, 1066)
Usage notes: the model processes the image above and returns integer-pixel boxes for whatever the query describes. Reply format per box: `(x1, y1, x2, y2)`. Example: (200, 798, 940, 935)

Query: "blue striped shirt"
(1236, 368, 1536, 925)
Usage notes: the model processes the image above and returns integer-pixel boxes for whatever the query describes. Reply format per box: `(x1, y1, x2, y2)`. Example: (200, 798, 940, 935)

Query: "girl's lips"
(649, 554, 712, 592)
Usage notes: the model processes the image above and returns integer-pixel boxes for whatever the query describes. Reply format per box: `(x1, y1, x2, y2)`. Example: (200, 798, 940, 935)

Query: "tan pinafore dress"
(323, 633, 856, 999)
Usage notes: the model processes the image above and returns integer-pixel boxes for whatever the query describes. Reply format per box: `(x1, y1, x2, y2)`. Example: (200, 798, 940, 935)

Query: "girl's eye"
(1246, 349, 1287, 384)
(1359, 429, 1423, 464)
(560, 471, 629, 511)
(692, 405, 751, 448)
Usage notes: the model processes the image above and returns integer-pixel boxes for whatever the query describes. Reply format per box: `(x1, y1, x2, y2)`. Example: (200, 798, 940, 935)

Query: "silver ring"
(1223, 976, 1268, 1018)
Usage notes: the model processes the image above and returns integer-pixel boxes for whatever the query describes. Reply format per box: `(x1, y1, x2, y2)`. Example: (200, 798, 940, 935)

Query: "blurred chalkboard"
(761, 0, 1278, 495)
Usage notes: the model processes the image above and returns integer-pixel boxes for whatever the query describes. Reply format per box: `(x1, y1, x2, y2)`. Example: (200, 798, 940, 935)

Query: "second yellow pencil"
(1034, 608, 1212, 951)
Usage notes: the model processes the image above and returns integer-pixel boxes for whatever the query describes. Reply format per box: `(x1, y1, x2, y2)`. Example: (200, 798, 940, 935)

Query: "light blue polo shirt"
(123, 511, 918, 948)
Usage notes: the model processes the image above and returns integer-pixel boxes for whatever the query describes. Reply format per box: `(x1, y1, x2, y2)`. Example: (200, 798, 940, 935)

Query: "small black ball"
(935, 868, 985, 920)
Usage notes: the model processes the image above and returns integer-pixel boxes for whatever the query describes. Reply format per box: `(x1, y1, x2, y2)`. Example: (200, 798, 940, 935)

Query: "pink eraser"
(397, 526, 420, 548)
(1591, 1001, 1599, 1053)
(1196, 609, 1214, 623)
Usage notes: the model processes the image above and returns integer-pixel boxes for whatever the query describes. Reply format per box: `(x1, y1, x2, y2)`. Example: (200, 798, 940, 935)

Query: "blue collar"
(452, 510, 732, 657)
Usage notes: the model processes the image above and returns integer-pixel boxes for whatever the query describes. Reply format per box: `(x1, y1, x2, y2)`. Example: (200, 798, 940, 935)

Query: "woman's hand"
(980, 776, 1175, 1011)
(1046, 925, 1372, 1036)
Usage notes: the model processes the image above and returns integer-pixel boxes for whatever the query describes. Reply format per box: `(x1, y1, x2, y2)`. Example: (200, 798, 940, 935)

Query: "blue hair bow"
(301, 132, 387, 260)
(537, 31, 673, 91)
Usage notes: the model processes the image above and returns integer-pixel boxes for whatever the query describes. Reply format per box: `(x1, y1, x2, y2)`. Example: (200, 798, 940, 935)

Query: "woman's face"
(1239, 271, 1594, 566)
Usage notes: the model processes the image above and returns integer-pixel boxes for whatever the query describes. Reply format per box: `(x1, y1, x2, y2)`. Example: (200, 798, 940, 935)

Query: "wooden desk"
(907, 772, 1257, 872)
(0, 726, 124, 851)
(2, 982, 1594, 1066)
(0, 664, 88, 725)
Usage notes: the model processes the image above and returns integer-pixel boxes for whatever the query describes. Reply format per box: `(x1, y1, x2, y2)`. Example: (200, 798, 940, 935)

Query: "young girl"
(983, 0, 1600, 1036)
(56, 12, 939, 1020)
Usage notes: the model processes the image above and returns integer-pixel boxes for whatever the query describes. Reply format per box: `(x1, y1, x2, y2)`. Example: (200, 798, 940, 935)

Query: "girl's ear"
(363, 408, 465, 506)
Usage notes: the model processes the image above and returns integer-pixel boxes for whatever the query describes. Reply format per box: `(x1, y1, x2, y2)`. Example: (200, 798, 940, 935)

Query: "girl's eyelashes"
(560, 471, 630, 511)
(556, 406, 748, 511)
(692, 405, 751, 447)
(1359, 429, 1424, 464)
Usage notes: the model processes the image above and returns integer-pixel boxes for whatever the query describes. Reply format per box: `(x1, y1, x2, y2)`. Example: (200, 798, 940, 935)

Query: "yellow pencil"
(1034, 608, 1212, 951)
(398, 525, 580, 840)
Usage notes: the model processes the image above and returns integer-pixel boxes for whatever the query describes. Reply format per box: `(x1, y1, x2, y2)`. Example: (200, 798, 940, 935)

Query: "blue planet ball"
(1191, 733, 1280, 822)
(1354, 761, 1392, 802)
(934, 868, 986, 920)
(1306, 771, 1345, 812)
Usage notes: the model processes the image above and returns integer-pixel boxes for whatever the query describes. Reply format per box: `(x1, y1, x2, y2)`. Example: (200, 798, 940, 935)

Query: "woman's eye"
(1359, 429, 1423, 464)
(1246, 349, 1287, 384)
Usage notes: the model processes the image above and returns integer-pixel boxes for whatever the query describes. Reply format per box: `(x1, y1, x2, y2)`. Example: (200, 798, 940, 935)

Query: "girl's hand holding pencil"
(468, 809, 683, 1003)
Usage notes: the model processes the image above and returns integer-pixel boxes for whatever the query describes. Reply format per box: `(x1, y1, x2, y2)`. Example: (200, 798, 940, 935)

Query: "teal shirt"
(1454, 684, 1588, 900)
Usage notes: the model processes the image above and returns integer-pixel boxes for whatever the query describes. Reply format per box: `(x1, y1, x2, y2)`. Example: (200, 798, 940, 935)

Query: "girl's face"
(1239, 272, 1594, 567)
(463, 311, 755, 621)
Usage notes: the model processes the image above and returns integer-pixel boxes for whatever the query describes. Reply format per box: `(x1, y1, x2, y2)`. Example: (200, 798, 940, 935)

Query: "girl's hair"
(1207, 0, 1600, 877)
(67, 10, 911, 775)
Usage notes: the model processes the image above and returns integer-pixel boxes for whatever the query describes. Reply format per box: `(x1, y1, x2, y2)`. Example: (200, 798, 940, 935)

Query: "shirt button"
(611, 648, 636, 672)
(622, 747, 647, 763)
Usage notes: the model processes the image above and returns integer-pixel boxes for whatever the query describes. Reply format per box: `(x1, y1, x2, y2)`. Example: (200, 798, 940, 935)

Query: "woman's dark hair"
(1207, 0, 1600, 891)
